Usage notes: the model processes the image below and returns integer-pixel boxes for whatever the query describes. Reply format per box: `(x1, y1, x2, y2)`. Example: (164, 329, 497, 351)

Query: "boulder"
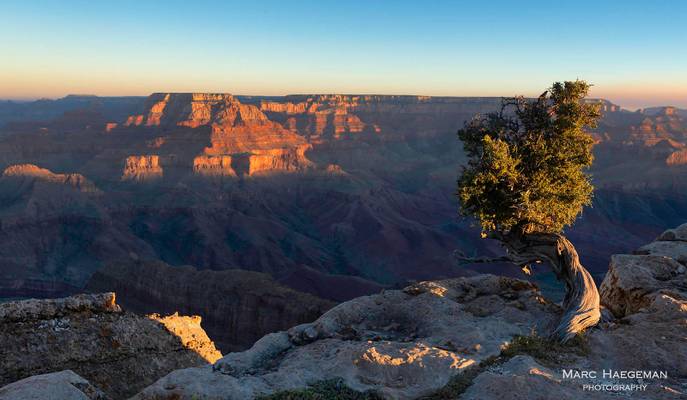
(0, 370, 107, 400)
(656, 222, 687, 241)
(599, 254, 685, 317)
(600, 223, 687, 318)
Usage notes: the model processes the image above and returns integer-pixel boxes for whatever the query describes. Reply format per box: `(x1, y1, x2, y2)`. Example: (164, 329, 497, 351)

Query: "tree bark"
(499, 232, 601, 342)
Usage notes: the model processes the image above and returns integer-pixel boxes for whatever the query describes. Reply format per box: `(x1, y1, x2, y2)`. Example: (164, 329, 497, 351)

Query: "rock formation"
(121, 93, 315, 176)
(260, 95, 368, 139)
(247, 144, 314, 176)
(121, 155, 163, 181)
(666, 149, 687, 166)
(2, 164, 99, 193)
(0, 293, 220, 399)
(192, 155, 237, 177)
(0, 370, 107, 400)
(258, 95, 502, 142)
(86, 260, 334, 352)
(625, 106, 687, 148)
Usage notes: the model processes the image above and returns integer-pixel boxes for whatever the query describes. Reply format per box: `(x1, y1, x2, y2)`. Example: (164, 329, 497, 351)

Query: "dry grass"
(423, 332, 590, 399)
(257, 379, 383, 400)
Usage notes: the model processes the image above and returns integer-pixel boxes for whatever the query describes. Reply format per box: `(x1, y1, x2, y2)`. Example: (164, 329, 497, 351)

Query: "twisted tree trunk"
(499, 232, 601, 342)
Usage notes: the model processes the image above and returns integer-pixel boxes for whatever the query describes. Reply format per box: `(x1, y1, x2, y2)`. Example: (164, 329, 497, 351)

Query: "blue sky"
(1, 0, 685, 109)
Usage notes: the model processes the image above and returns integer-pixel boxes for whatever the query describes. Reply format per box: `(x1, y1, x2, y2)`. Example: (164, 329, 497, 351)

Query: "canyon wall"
(3, 164, 99, 193)
(121, 155, 163, 181)
(85, 260, 335, 352)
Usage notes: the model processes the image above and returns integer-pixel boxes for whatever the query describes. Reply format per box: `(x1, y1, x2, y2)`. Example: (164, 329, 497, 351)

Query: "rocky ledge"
(135, 275, 559, 399)
(135, 225, 687, 400)
(2, 224, 687, 399)
(0, 293, 221, 399)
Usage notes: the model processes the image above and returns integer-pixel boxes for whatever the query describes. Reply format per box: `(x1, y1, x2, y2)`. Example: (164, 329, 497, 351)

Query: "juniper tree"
(455, 80, 601, 342)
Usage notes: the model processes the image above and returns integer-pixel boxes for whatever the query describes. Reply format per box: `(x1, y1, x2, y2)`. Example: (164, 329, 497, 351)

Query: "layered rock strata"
(2, 164, 99, 193)
(121, 155, 163, 181)
(0, 293, 220, 399)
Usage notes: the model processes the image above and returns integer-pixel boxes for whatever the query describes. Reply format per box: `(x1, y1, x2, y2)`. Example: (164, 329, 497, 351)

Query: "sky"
(1, 0, 686, 109)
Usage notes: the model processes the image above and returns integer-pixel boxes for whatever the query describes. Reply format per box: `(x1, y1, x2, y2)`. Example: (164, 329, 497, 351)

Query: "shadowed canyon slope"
(0, 94, 686, 310)
(86, 260, 335, 352)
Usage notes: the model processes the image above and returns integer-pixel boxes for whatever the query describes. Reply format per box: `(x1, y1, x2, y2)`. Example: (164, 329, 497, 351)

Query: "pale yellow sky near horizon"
(1, 78, 685, 111)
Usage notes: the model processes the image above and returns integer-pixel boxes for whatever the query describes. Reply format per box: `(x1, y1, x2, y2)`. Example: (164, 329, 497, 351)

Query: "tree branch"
(452, 249, 513, 265)
(452, 249, 539, 269)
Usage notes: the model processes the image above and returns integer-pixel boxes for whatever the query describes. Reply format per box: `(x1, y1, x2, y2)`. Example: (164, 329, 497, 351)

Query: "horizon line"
(3, 93, 682, 112)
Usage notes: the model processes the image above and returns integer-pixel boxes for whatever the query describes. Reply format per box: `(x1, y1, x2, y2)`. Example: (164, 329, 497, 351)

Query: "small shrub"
(501, 333, 589, 366)
(424, 333, 590, 398)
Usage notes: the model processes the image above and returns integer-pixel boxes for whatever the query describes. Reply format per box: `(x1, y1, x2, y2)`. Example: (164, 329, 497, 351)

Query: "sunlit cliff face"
(3, 164, 100, 193)
(118, 93, 315, 179)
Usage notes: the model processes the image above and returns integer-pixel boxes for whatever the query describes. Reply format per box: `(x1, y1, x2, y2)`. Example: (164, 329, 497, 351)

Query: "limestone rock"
(134, 275, 559, 399)
(192, 155, 237, 177)
(600, 224, 687, 318)
(0, 292, 119, 323)
(636, 239, 687, 264)
(149, 313, 223, 365)
(0, 370, 107, 400)
(599, 254, 685, 317)
(666, 149, 687, 166)
(657, 222, 687, 241)
(0, 293, 220, 399)
(121, 155, 163, 181)
(247, 145, 314, 176)
(2, 164, 99, 193)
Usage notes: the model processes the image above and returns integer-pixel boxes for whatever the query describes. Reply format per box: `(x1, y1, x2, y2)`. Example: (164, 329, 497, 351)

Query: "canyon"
(0, 93, 686, 352)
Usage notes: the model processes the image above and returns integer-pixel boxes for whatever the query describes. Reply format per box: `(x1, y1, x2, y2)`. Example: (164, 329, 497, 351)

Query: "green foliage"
(458, 80, 600, 234)
(500, 333, 589, 366)
(257, 379, 383, 400)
